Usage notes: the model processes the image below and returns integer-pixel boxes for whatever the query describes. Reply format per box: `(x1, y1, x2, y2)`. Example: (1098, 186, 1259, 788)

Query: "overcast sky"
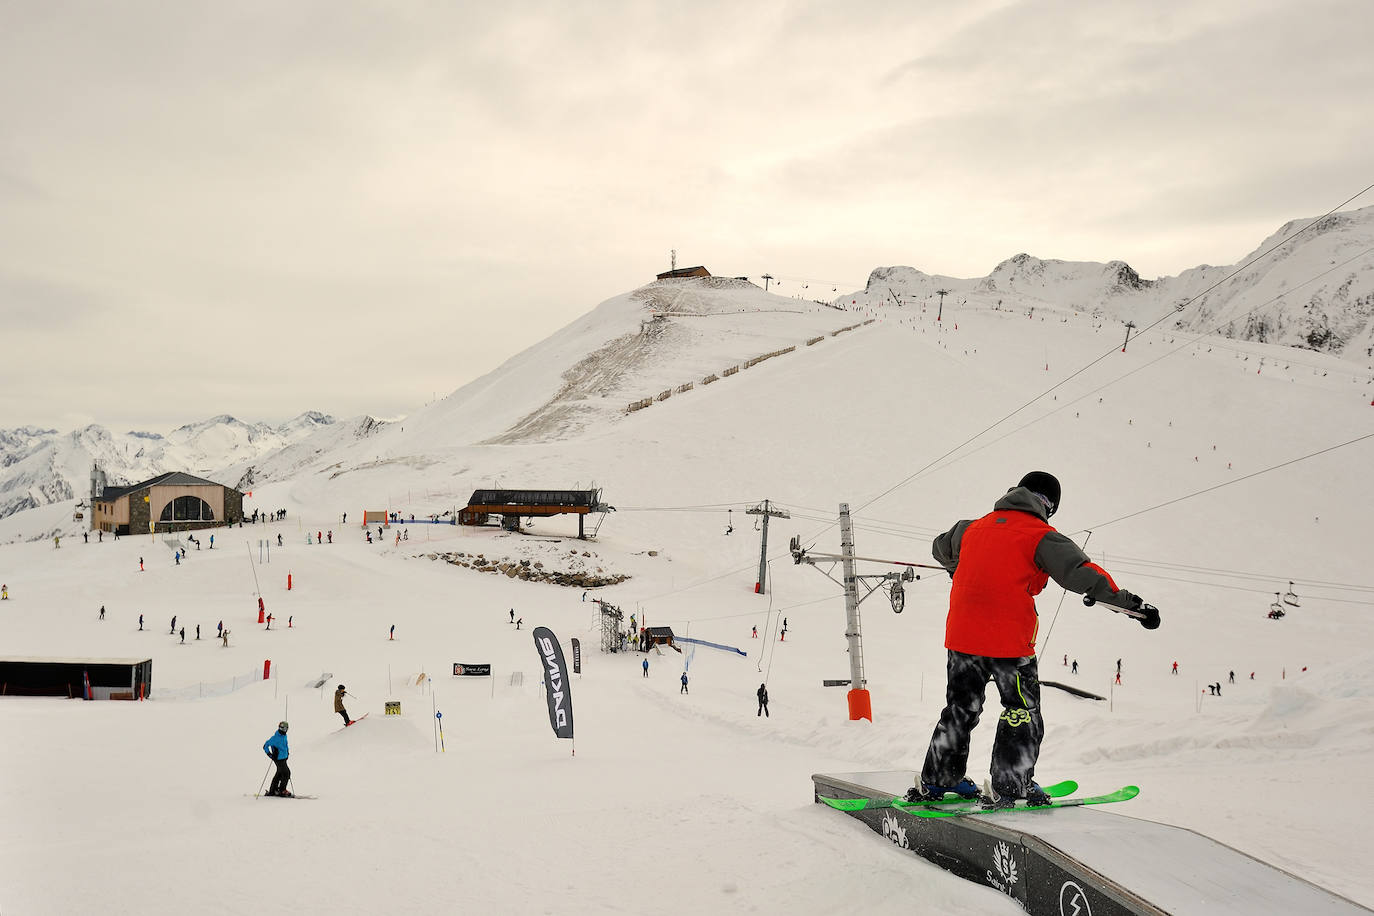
(2, 0, 1371, 432)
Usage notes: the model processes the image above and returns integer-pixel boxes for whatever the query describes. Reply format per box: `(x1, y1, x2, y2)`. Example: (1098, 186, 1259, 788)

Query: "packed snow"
(2, 270, 1373, 915)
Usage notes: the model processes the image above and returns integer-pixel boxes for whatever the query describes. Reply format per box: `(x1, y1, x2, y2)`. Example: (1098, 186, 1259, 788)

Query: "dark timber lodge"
(459, 488, 612, 538)
(90, 466, 244, 536)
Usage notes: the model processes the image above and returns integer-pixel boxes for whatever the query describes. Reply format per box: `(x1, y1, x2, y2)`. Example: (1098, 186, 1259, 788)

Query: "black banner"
(532, 627, 574, 740)
(570, 638, 581, 674)
(452, 663, 492, 677)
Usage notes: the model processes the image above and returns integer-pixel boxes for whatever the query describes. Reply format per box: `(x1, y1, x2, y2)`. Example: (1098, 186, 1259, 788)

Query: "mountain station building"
(91, 469, 244, 536)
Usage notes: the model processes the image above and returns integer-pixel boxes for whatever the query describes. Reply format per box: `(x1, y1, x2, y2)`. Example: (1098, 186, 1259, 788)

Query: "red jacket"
(934, 488, 1128, 658)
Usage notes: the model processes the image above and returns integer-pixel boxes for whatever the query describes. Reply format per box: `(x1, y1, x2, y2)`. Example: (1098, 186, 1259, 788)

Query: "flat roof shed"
(0, 656, 152, 700)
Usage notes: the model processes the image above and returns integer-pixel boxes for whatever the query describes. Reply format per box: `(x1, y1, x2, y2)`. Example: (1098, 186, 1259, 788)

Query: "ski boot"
(905, 777, 981, 803)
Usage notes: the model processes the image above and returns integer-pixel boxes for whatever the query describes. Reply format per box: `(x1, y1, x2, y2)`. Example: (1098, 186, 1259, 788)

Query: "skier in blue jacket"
(263, 721, 292, 797)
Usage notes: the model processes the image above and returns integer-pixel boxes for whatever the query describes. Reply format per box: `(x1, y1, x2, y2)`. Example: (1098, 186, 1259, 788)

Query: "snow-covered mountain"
(7, 206, 1372, 523)
(0, 412, 338, 520)
(859, 204, 1374, 359)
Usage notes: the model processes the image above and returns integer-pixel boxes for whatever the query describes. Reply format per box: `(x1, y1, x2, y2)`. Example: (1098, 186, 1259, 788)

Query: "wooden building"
(655, 265, 711, 280)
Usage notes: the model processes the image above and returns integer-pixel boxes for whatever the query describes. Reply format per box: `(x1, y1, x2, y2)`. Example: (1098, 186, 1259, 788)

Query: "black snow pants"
(920, 650, 1043, 798)
(269, 758, 291, 796)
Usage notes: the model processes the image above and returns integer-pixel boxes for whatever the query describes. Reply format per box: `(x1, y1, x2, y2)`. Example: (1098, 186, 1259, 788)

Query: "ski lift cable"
(890, 243, 1374, 501)
(1096, 557, 1374, 593)
(1075, 431, 1374, 533)
(798, 509, 1374, 594)
(850, 181, 1374, 520)
(1106, 569, 1374, 606)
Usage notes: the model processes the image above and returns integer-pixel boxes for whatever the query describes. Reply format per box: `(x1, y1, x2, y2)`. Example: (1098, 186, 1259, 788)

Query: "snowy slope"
(2, 256, 1372, 915)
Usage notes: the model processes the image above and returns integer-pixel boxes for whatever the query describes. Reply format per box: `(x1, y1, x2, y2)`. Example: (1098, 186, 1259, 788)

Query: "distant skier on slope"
(263, 721, 292, 797)
(757, 683, 769, 717)
(910, 471, 1160, 808)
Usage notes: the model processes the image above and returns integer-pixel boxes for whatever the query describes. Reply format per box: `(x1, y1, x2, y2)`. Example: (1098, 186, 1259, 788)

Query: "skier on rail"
(910, 471, 1160, 808)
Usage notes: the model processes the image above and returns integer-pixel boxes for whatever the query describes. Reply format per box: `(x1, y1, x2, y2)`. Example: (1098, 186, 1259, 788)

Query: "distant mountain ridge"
(860, 204, 1374, 358)
(0, 412, 337, 520)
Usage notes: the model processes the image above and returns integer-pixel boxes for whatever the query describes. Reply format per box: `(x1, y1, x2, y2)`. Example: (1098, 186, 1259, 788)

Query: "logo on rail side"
(880, 811, 909, 849)
(1059, 880, 1091, 916)
(986, 841, 1020, 895)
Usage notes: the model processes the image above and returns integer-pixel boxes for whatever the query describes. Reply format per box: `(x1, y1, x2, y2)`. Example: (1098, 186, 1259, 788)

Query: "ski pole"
(256, 762, 272, 798)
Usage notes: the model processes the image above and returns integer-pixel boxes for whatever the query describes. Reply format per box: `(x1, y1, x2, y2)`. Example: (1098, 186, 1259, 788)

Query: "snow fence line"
(625, 319, 874, 413)
(153, 666, 271, 701)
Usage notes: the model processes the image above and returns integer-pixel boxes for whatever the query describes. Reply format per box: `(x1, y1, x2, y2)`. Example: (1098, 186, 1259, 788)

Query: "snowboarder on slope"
(263, 721, 292, 796)
(911, 471, 1160, 807)
(335, 685, 353, 726)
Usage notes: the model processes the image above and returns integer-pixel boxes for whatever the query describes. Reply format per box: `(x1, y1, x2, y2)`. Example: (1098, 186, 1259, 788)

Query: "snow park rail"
(812, 770, 1371, 915)
(672, 636, 746, 657)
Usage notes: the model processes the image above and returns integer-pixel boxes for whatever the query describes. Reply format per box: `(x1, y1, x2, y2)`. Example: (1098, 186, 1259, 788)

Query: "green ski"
(911, 785, 1139, 818)
(818, 779, 1077, 812)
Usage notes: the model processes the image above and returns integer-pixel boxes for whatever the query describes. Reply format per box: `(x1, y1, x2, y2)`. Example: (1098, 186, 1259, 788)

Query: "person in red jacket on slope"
(909, 471, 1160, 808)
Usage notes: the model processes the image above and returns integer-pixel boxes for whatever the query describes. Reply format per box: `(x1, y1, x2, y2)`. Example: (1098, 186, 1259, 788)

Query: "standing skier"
(757, 683, 769, 717)
(642, 658, 649, 678)
(263, 721, 292, 797)
(910, 471, 1160, 807)
(334, 685, 353, 726)
(680, 672, 689, 694)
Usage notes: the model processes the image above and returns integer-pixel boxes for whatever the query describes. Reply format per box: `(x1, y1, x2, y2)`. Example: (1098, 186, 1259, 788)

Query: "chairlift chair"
(1268, 593, 1286, 619)
(1283, 581, 1300, 607)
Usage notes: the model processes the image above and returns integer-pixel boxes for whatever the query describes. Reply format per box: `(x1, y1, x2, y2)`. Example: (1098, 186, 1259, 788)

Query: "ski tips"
(818, 796, 870, 811)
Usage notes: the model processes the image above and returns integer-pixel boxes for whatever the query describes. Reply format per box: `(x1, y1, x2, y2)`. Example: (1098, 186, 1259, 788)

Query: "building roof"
(94, 471, 236, 503)
(655, 265, 711, 280)
(0, 656, 152, 665)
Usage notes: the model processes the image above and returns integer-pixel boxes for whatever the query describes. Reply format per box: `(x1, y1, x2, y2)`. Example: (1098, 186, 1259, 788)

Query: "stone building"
(91, 470, 244, 536)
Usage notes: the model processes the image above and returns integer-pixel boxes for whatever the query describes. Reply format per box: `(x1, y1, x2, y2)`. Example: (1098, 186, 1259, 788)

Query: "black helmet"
(1017, 471, 1061, 517)
(337, 684, 345, 690)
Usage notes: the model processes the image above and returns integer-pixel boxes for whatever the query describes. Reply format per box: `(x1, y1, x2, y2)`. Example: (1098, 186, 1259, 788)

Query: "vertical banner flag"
(532, 627, 574, 740)
(570, 637, 582, 675)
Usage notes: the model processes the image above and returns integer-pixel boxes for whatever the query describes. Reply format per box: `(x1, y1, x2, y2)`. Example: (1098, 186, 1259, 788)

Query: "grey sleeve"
(932, 520, 972, 576)
(1034, 531, 1126, 604)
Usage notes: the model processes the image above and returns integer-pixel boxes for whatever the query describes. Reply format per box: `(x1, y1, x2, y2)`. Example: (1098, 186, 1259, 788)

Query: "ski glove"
(266, 748, 277, 760)
(1137, 603, 1161, 630)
